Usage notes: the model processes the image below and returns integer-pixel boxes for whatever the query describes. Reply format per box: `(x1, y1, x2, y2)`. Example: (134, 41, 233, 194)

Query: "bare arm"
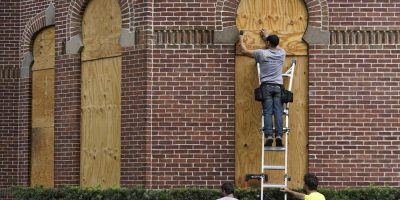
(239, 34, 255, 58)
(280, 188, 305, 200)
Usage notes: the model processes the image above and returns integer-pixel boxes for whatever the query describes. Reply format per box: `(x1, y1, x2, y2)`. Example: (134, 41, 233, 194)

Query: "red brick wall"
(0, 1, 21, 199)
(0, 1, 20, 78)
(308, 46, 400, 187)
(149, 46, 236, 188)
(308, 0, 400, 187)
(329, 0, 400, 28)
(0, 78, 20, 200)
(1, 1, 400, 196)
(153, 0, 216, 29)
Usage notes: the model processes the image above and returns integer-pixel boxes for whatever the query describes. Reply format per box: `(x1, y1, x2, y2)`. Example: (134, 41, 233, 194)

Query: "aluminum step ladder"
(258, 60, 296, 200)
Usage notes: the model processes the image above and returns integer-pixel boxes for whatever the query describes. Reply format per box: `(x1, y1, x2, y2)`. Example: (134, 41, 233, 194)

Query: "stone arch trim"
(214, 0, 330, 45)
(65, 0, 135, 54)
(21, 3, 55, 78)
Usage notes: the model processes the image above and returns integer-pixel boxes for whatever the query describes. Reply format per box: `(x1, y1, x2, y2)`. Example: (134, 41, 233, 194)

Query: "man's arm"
(239, 33, 255, 58)
(280, 187, 305, 200)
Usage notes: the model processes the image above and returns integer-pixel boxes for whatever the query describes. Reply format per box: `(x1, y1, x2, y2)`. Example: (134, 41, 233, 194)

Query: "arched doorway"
(235, 0, 308, 188)
(80, 0, 122, 187)
(31, 26, 55, 187)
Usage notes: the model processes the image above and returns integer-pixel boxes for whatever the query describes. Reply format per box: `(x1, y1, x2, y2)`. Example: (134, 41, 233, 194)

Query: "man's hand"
(280, 187, 290, 193)
(280, 187, 306, 199)
(238, 31, 254, 58)
(260, 28, 269, 38)
(239, 34, 245, 42)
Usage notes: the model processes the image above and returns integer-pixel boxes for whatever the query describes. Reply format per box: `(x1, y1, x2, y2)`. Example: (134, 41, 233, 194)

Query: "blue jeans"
(262, 85, 283, 137)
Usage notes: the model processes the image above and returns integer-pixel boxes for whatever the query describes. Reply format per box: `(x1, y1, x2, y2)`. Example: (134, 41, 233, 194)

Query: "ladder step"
(283, 128, 290, 132)
(270, 128, 290, 132)
(263, 165, 285, 170)
(283, 110, 289, 115)
(263, 184, 286, 188)
(264, 146, 286, 151)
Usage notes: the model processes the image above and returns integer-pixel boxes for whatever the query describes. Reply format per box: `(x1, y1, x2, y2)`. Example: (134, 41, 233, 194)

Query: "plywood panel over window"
(81, 0, 122, 187)
(31, 26, 55, 187)
(235, 0, 308, 188)
(81, 0, 122, 61)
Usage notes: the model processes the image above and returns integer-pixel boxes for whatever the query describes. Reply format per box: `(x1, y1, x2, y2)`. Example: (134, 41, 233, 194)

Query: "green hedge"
(12, 186, 400, 200)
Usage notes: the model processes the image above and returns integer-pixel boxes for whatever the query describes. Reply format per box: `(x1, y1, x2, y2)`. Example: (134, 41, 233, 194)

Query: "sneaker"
(275, 137, 283, 147)
(265, 137, 273, 147)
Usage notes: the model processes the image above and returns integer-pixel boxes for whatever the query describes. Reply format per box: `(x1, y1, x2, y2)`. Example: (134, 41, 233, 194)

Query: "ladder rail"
(257, 60, 296, 200)
(283, 60, 296, 200)
(257, 63, 265, 199)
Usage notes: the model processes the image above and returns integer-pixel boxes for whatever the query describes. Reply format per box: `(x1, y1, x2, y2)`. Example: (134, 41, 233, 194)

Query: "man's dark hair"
(304, 173, 319, 190)
(265, 35, 280, 47)
(221, 182, 235, 195)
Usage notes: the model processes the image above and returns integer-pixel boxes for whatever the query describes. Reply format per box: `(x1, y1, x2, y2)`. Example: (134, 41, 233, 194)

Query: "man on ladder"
(239, 29, 294, 200)
(239, 28, 286, 147)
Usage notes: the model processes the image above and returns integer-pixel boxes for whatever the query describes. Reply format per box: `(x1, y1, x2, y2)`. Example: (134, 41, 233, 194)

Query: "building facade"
(1, 0, 400, 199)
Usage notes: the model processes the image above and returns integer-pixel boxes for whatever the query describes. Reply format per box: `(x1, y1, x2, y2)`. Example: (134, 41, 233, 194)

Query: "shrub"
(12, 186, 400, 200)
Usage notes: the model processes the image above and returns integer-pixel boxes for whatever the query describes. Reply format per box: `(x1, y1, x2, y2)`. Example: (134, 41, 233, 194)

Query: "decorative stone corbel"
(213, 26, 239, 44)
(21, 52, 33, 78)
(119, 28, 135, 47)
(303, 26, 330, 45)
(45, 3, 55, 26)
(65, 34, 83, 54)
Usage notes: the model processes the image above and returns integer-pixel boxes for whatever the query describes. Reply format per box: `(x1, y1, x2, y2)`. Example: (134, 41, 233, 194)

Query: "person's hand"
(260, 28, 268, 38)
(240, 35, 244, 41)
(239, 30, 245, 41)
(280, 187, 290, 193)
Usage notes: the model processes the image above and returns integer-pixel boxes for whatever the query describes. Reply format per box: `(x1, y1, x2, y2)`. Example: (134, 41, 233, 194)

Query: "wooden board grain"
(81, 0, 122, 61)
(31, 26, 55, 187)
(31, 127, 54, 187)
(32, 69, 54, 128)
(236, 0, 308, 33)
(235, 0, 308, 188)
(32, 27, 55, 71)
(81, 0, 122, 187)
(236, 30, 307, 56)
(235, 56, 263, 187)
(285, 56, 308, 187)
(81, 58, 121, 187)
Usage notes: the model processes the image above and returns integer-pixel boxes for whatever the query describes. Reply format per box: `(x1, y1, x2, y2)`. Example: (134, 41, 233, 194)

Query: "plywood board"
(31, 26, 55, 187)
(32, 27, 55, 71)
(31, 127, 54, 187)
(236, 0, 308, 34)
(81, 0, 122, 61)
(236, 30, 307, 56)
(81, 0, 122, 187)
(236, 0, 308, 56)
(235, 56, 263, 187)
(81, 57, 121, 187)
(235, 0, 308, 188)
(32, 69, 55, 128)
(286, 56, 308, 187)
